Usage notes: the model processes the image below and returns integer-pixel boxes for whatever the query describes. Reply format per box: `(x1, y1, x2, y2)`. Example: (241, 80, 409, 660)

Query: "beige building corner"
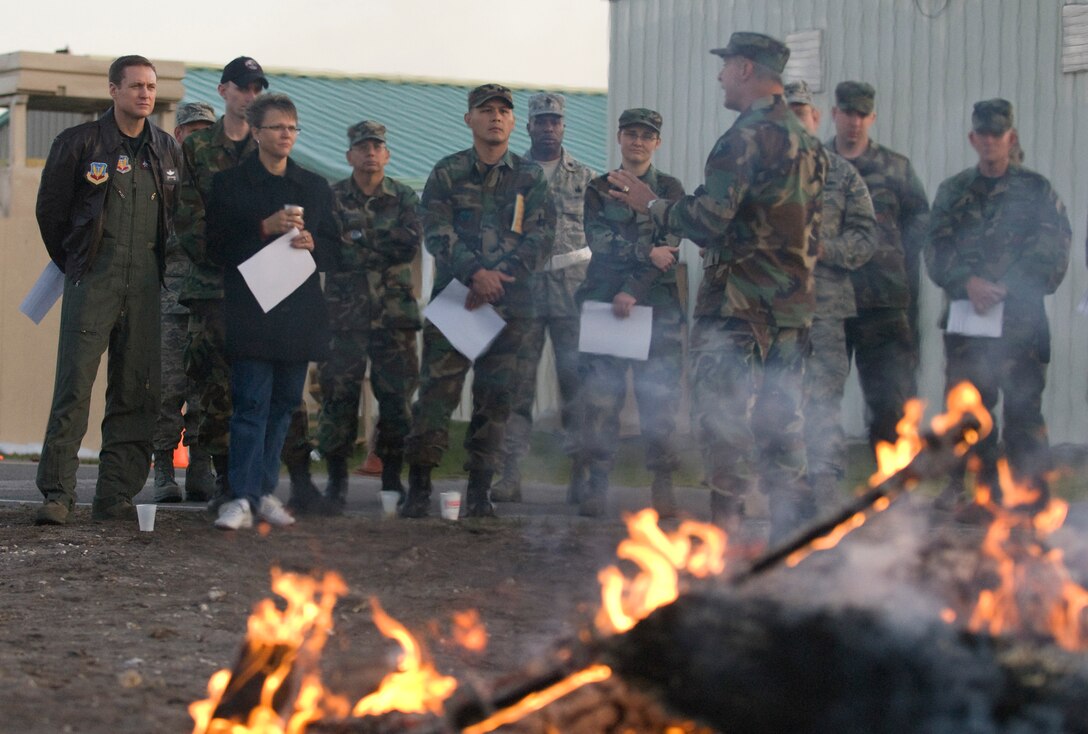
(0, 51, 185, 455)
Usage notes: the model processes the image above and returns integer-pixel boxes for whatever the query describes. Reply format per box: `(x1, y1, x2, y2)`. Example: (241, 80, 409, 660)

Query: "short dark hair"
(750, 60, 782, 84)
(246, 93, 297, 129)
(108, 55, 156, 86)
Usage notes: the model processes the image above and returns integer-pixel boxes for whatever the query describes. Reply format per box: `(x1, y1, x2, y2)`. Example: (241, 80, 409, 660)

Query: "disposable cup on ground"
(439, 491, 461, 521)
(378, 490, 399, 518)
(136, 504, 156, 532)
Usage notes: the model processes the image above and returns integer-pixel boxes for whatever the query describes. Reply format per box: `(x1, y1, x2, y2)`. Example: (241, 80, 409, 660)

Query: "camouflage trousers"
(690, 317, 810, 503)
(405, 319, 535, 472)
(185, 300, 232, 457)
(501, 315, 582, 464)
(845, 308, 917, 452)
(185, 299, 313, 467)
(944, 333, 1051, 486)
(155, 311, 201, 451)
(316, 328, 420, 461)
(802, 317, 849, 479)
(576, 308, 683, 475)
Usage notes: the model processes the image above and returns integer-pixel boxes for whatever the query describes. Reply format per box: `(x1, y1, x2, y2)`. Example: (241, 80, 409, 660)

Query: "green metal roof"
(181, 67, 608, 188)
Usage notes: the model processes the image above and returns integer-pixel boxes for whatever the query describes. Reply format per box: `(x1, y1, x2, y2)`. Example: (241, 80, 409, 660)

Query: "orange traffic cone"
(173, 430, 189, 469)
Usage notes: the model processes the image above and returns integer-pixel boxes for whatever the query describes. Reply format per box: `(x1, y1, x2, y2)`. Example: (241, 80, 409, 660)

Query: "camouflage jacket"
(925, 164, 1070, 343)
(175, 117, 257, 306)
(161, 234, 188, 315)
(421, 146, 556, 319)
(815, 151, 877, 320)
(827, 138, 929, 311)
(579, 166, 685, 312)
(328, 174, 422, 331)
(523, 147, 596, 318)
(651, 95, 827, 327)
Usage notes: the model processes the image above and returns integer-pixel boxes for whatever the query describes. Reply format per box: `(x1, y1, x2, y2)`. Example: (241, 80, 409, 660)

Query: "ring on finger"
(622, 185, 630, 193)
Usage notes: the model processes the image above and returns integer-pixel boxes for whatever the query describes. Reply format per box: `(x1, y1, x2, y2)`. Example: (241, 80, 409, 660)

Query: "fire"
(596, 509, 729, 635)
(452, 609, 488, 653)
(351, 598, 458, 717)
(964, 463, 1088, 651)
(869, 398, 925, 486)
(189, 569, 348, 734)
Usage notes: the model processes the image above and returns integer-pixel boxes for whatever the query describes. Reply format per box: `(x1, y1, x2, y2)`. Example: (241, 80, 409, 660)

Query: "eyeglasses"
(258, 124, 302, 135)
(620, 129, 659, 142)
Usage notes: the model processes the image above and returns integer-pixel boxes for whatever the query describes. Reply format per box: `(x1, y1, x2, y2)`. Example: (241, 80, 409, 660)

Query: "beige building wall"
(0, 51, 185, 455)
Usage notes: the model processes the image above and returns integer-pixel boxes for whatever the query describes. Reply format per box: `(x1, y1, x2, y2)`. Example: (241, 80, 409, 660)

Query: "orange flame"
(595, 509, 728, 635)
(451, 609, 488, 653)
(189, 570, 348, 734)
(461, 664, 613, 734)
(350, 598, 457, 717)
(870, 398, 925, 486)
(965, 467, 1088, 651)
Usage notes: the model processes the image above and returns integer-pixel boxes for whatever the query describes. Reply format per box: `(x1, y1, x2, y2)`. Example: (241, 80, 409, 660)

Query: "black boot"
(152, 450, 183, 503)
(399, 464, 433, 518)
(650, 471, 677, 519)
(324, 455, 349, 509)
(710, 491, 744, 534)
(184, 447, 216, 502)
(464, 469, 496, 518)
(578, 467, 609, 518)
(207, 453, 231, 514)
(380, 455, 405, 497)
(490, 457, 522, 503)
(287, 455, 339, 516)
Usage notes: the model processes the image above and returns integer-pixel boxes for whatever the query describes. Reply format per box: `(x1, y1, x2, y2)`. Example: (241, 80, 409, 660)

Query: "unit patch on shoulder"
(86, 162, 109, 185)
(116, 155, 132, 174)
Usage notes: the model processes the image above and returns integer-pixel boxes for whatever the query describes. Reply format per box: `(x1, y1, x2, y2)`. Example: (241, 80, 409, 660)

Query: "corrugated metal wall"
(609, 0, 1088, 444)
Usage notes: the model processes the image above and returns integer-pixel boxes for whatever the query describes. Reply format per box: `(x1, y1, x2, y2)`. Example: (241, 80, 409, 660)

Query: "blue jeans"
(228, 359, 308, 508)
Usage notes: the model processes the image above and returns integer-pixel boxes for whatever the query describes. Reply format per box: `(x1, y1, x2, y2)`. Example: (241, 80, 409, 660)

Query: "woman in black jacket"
(205, 93, 339, 530)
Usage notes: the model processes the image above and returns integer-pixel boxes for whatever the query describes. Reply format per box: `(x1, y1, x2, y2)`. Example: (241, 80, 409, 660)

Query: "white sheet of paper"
(946, 299, 1003, 337)
(422, 280, 506, 361)
(19, 261, 65, 324)
(578, 300, 653, 360)
(236, 228, 316, 313)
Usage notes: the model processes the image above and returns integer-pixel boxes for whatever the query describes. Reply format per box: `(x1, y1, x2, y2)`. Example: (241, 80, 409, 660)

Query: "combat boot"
(578, 467, 609, 518)
(399, 464, 433, 518)
(152, 450, 183, 503)
(650, 471, 678, 520)
(184, 447, 216, 502)
(566, 458, 588, 505)
(490, 457, 522, 503)
(287, 455, 339, 516)
(323, 455, 349, 510)
(709, 491, 744, 535)
(380, 455, 405, 498)
(464, 469, 497, 518)
(207, 454, 231, 515)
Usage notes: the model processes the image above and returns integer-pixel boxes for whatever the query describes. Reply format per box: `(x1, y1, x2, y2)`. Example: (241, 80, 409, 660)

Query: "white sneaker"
(215, 498, 253, 530)
(258, 495, 296, 527)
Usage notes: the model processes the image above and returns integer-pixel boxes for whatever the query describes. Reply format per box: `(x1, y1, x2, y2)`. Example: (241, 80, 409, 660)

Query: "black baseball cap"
(220, 56, 269, 89)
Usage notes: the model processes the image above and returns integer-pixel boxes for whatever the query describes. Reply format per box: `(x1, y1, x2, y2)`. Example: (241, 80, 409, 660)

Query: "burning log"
(600, 590, 1088, 734)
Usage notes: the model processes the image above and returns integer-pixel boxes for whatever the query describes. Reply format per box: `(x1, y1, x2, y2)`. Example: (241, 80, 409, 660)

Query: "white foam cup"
(136, 504, 156, 532)
(439, 491, 461, 521)
(379, 490, 400, 517)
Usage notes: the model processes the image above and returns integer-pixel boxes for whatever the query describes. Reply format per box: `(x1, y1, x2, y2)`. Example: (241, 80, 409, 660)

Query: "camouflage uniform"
(577, 166, 685, 479)
(155, 234, 200, 454)
(803, 151, 877, 490)
(925, 100, 1070, 493)
(176, 117, 256, 459)
(497, 146, 595, 472)
(405, 146, 555, 475)
(648, 82, 827, 531)
(827, 85, 929, 450)
(318, 173, 422, 463)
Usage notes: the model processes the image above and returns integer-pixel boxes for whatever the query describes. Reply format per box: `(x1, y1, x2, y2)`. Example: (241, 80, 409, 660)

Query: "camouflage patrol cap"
(175, 101, 217, 127)
(972, 98, 1014, 134)
(784, 80, 814, 107)
(528, 92, 565, 118)
(835, 81, 876, 115)
(221, 56, 269, 89)
(468, 84, 514, 110)
(347, 120, 387, 146)
(710, 32, 790, 74)
(618, 108, 663, 133)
